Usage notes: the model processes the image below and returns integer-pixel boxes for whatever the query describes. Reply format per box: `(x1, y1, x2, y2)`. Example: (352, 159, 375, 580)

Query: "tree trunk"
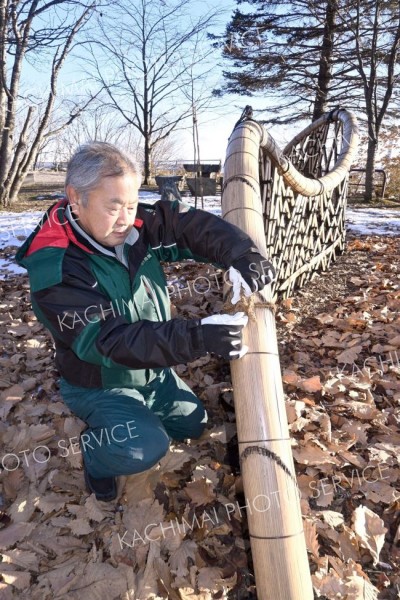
(8, 175, 26, 206)
(0, 183, 10, 207)
(364, 136, 378, 202)
(143, 137, 151, 185)
(0, 145, 11, 206)
(313, 0, 338, 121)
(0, 96, 16, 207)
(0, 3, 94, 207)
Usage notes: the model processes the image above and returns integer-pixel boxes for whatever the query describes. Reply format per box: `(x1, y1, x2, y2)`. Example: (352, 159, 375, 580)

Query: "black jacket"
(16, 199, 258, 388)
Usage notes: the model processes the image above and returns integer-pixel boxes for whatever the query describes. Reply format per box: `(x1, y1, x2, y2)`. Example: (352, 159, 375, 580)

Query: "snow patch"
(346, 208, 400, 236)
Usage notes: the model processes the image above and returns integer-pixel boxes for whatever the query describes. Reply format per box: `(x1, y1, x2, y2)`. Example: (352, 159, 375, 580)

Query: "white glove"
(228, 266, 253, 305)
(200, 311, 249, 327)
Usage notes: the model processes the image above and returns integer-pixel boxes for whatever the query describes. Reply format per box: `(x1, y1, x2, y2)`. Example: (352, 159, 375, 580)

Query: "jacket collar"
(24, 199, 94, 257)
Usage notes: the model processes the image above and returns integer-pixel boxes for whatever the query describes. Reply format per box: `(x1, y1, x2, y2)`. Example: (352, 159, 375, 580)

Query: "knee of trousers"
(186, 418, 207, 440)
(170, 407, 208, 441)
(82, 426, 170, 478)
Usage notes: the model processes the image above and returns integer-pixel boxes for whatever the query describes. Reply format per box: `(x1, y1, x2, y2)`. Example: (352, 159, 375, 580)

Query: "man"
(16, 142, 275, 502)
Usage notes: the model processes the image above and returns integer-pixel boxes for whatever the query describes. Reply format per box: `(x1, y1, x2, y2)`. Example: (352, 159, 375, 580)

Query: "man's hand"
(201, 312, 248, 360)
(229, 252, 275, 304)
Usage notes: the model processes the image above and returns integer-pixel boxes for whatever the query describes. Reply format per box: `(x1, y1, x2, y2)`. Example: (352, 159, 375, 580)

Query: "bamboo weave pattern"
(248, 109, 359, 299)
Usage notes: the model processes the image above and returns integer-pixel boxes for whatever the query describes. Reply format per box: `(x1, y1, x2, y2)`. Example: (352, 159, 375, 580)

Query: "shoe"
(80, 435, 117, 502)
(83, 465, 117, 502)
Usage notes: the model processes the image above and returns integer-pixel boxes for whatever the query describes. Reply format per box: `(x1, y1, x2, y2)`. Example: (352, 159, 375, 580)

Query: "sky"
(20, 0, 296, 166)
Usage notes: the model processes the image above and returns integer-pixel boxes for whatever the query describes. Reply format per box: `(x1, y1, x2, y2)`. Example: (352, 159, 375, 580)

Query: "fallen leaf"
(352, 505, 387, 565)
(69, 518, 93, 535)
(184, 478, 215, 505)
(0, 384, 24, 403)
(169, 539, 197, 578)
(303, 519, 320, 562)
(0, 568, 31, 590)
(336, 346, 363, 364)
(0, 523, 35, 550)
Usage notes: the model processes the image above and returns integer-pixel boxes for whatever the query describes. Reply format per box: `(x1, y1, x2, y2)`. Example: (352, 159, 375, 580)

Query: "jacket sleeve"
(31, 251, 206, 370)
(139, 200, 261, 265)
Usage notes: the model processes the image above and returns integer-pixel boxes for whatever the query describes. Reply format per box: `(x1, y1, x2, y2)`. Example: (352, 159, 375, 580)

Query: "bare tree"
(340, 0, 400, 201)
(36, 101, 183, 173)
(0, 0, 98, 207)
(37, 103, 145, 164)
(86, 0, 220, 184)
(150, 134, 182, 171)
(53, 104, 129, 154)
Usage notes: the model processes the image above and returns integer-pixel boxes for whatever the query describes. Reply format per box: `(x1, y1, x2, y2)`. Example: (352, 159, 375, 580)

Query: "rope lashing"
(222, 292, 277, 321)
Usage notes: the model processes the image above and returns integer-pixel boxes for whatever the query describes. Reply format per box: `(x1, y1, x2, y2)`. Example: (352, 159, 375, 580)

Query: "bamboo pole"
(257, 108, 359, 197)
(221, 110, 355, 599)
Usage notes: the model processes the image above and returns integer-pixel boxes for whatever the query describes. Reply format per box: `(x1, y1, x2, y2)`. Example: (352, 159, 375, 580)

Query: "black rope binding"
(234, 105, 254, 129)
(327, 105, 341, 122)
(240, 445, 298, 488)
(222, 174, 259, 195)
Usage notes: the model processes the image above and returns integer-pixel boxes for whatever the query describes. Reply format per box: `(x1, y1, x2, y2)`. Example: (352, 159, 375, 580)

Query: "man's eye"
(127, 206, 136, 211)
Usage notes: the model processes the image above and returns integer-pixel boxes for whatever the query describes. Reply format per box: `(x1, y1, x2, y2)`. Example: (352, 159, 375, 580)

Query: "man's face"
(67, 173, 140, 247)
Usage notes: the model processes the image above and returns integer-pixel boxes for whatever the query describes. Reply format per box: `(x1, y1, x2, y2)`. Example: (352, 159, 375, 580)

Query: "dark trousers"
(59, 368, 207, 479)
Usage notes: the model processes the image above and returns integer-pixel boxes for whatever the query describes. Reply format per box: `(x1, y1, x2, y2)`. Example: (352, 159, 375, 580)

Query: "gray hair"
(65, 141, 142, 205)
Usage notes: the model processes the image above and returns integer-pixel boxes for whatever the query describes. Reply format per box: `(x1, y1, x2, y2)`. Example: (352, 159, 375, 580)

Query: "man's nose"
(117, 207, 130, 224)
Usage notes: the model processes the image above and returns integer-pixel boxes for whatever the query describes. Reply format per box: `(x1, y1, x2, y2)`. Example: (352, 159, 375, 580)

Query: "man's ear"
(66, 185, 82, 217)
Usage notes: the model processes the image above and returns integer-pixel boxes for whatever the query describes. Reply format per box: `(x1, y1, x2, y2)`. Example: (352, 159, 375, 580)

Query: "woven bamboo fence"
(221, 107, 359, 600)
(247, 107, 360, 299)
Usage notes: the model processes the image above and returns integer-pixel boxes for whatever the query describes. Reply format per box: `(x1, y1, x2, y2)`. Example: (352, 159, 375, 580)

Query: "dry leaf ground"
(0, 224, 399, 599)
